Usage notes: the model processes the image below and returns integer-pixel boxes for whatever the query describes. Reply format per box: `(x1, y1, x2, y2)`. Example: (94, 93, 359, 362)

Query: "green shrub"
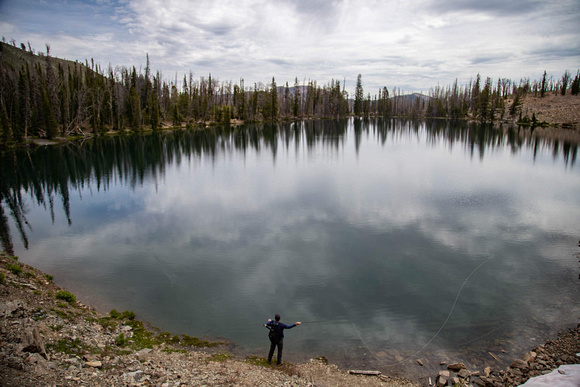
(122, 310, 135, 320)
(0, 272, 5, 283)
(55, 290, 76, 304)
(45, 274, 54, 282)
(110, 309, 121, 319)
(114, 333, 126, 346)
(6, 263, 22, 275)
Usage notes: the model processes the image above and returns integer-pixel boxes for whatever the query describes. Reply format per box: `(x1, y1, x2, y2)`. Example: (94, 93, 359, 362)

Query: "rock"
(85, 361, 103, 368)
(417, 359, 424, 366)
(473, 376, 486, 387)
(22, 327, 48, 359)
(511, 359, 529, 370)
(484, 366, 492, 377)
(457, 368, 470, 379)
(437, 370, 450, 387)
(450, 376, 460, 385)
(136, 348, 153, 361)
(523, 351, 537, 363)
(0, 301, 24, 317)
(125, 370, 144, 382)
(83, 354, 101, 362)
(447, 362, 467, 372)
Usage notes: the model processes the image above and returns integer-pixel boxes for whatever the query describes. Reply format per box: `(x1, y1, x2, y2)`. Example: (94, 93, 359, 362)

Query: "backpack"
(265, 322, 282, 342)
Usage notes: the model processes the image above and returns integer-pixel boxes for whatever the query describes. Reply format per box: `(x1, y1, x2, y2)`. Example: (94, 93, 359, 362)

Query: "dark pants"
(268, 338, 283, 365)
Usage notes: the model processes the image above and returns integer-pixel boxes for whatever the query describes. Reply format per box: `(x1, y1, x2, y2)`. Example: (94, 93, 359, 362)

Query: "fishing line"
(354, 253, 494, 367)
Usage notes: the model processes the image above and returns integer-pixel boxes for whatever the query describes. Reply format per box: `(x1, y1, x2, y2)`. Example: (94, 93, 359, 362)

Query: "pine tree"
(354, 74, 363, 116)
(561, 70, 571, 96)
(293, 77, 300, 118)
(1, 99, 12, 146)
(270, 77, 278, 121)
(540, 70, 547, 98)
(41, 87, 58, 139)
(571, 71, 580, 95)
(150, 76, 160, 130)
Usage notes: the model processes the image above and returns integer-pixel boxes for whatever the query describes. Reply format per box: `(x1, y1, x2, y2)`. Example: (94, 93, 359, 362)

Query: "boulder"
(437, 370, 450, 387)
(447, 362, 467, 372)
(457, 368, 471, 379)
(523, 351, 537, 363)
(85, 361, 102, 368)
(511, 359, 529, 370)
(22, 327, 48, 359)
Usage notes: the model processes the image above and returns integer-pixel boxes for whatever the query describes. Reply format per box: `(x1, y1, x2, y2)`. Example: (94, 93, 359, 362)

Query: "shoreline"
(2, 252, 579, 386)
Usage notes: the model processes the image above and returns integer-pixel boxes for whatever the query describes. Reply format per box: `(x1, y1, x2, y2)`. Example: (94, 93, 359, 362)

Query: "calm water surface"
(2, 118, 579, 380)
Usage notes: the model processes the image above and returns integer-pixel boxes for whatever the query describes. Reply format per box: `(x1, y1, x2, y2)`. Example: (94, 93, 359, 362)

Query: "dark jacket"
(266, 320, 296, 339)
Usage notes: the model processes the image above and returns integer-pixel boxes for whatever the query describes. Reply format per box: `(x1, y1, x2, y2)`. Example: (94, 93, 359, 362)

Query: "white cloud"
(1, 0, 579, 94)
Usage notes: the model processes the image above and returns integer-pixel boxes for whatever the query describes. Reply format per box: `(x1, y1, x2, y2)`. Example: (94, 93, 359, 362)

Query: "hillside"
(0, 41, 90, 76)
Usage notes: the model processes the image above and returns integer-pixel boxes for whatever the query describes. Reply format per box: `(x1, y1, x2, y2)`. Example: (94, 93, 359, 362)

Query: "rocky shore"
(1, 251, 579, 386)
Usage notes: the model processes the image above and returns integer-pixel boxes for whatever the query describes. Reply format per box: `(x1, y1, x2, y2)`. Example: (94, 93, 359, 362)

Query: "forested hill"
(0, 40, 579, 148)
(0, 41, 90, 76)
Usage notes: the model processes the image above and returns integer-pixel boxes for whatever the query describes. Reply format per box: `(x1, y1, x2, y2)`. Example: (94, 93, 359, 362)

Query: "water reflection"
(1, 119, 579, 380)
(2, 119, 577, 255)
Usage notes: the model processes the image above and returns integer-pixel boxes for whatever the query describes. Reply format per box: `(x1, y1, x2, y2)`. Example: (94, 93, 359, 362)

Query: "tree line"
(1, 40, 579, 148)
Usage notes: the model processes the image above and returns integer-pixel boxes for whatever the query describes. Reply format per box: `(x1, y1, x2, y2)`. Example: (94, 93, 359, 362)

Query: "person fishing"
(265, 314, 301, 365)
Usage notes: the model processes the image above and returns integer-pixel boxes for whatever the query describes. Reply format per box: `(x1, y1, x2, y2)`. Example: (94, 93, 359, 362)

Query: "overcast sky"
(1, 0, 579, 94)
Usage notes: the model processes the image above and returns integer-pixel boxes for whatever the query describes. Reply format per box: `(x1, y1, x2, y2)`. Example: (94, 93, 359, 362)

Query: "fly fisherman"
(265, 314, 301, 365)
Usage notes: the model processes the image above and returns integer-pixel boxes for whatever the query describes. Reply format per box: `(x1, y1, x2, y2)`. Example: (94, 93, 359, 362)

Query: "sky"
(0, 0, 579, 95)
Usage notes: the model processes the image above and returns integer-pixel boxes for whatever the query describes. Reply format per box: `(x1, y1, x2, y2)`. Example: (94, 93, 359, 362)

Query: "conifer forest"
(1, 41, 579, 147)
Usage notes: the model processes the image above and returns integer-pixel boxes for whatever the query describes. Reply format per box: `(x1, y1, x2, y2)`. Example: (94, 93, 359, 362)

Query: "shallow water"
(2, 118, 579, 380)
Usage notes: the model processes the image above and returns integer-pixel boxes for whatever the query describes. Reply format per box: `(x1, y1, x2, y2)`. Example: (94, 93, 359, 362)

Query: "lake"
(1, 118, 579, 380)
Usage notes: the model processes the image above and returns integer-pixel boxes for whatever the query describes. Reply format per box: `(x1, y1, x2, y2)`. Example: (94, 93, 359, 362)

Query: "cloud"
(427, 0, 548, 17)
(1, 0, 579, 94)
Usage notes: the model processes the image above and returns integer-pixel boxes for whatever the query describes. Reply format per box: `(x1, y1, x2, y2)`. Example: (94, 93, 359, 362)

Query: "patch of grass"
(125, 320, 157, 350)
(208, 353, 232, 362)
(114, 333, 127, 346)
(158, 332, 181, 345)
(315, 356, 328, 364)
(53, 309, 69, 319)
(181, 334, 223, 348)
(45, 274, 54, 282)
(0, 272, 5, 284)
(121, 310, 135, 320)
(57, 301, 69, 308)
(47, 337, 88, 355)
(6, 263, 22, 275)
(245, 356, 272, 367)
(55, 290, 76, 305)
(109, 309, 135, 320)
(92, 317, 118, 330)
(49, 324, 64, 332)
(244, 356, 299, 376)
(24, 271, 35, 278)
